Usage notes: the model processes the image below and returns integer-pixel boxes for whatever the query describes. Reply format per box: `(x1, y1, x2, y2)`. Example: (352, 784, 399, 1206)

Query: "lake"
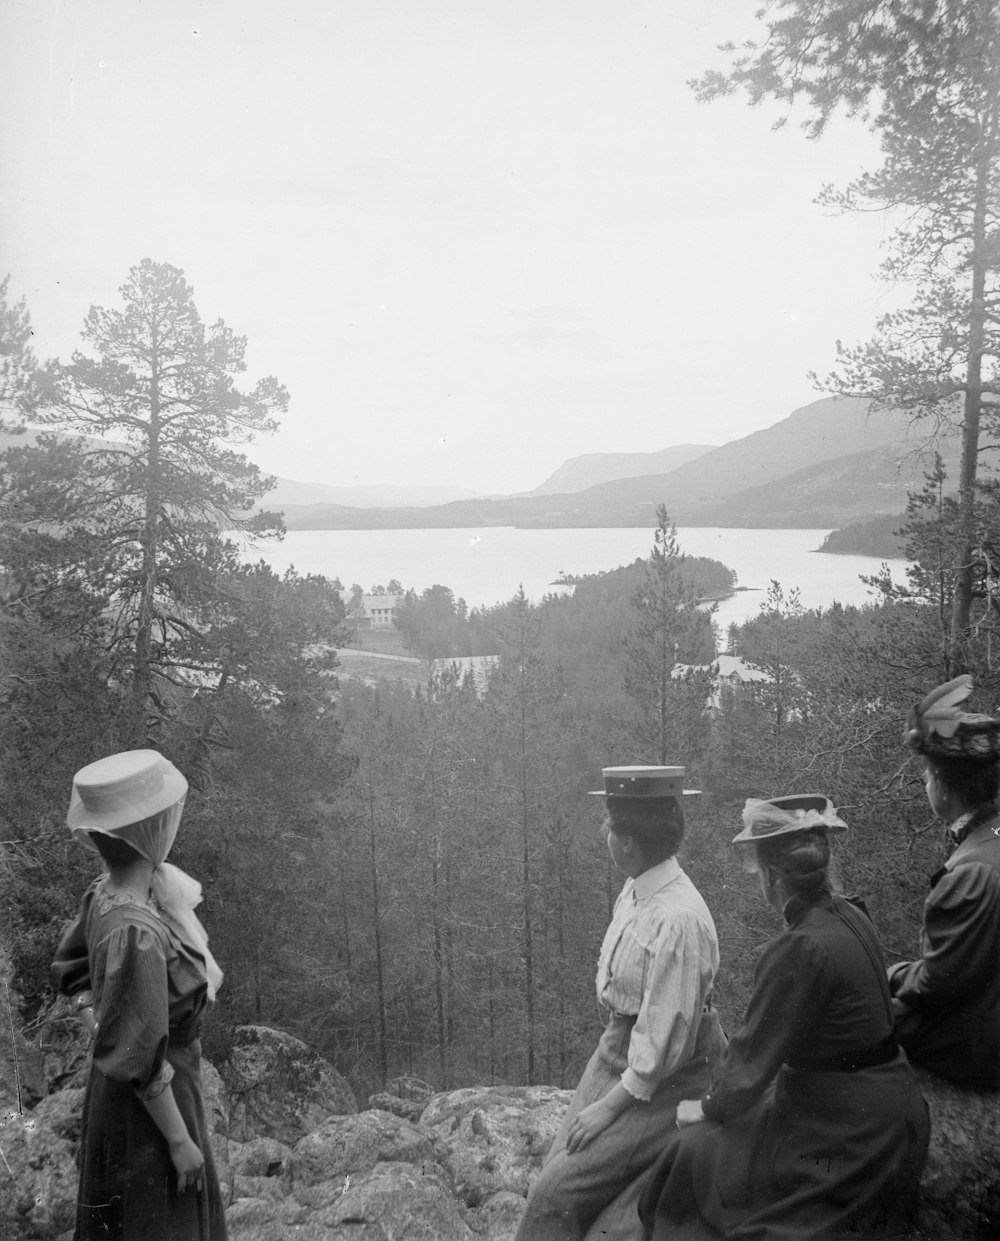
(240, 526, 904, 629)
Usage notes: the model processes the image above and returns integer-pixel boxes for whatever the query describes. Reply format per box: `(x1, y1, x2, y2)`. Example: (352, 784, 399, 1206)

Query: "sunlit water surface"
(241, 526, 904, 629)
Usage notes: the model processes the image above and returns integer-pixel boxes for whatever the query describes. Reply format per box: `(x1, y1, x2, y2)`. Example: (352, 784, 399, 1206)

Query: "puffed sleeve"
(889, 861, 1000, 1010)
(702, 931, 832, 1123)
(623, 911, 716, 1100)
(92, 923, 172, 1097)
(51, 886, 96, 999)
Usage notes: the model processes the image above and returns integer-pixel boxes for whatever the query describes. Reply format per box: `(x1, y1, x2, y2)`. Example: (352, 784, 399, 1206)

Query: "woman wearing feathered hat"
(639, 794, 928, 1241)
(514, 766, 725, 1241)
(51, 750, 227, 1241)
(890, 674, 1000, 1089)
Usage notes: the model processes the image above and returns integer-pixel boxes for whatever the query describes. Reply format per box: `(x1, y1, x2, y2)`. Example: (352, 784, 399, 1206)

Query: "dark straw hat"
(904, 674, 1000, 764)
(731, 794, 848, 844)
(588, 765, 701, 799)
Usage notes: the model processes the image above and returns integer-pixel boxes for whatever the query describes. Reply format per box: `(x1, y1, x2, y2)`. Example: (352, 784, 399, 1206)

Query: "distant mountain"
(692, 442, 959, 527)
(261, 477, 483, 509)
(527, 444, 715, 495)
(276, 397, 960, 530)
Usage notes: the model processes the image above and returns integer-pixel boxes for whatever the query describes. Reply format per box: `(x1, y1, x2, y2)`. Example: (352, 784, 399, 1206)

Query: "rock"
(419, 1084, 573, 1208)
(230, 1135, 293, 1179)
(366, 1092, 425, 1122)
(222, 1025, 357, 1145)
(384, 1075, 434, 1102)
(286, 1110, 437, 1195)
(232, 1173, 292, 1203)
(915, 1070, 1000, 1240)
(201, 1058, 233, 1204)
(226, 1194, 315, 1239)
(308, 1160, 475, 1240)
(468, 1189, 528, 1241)
(0, 1104, 78, 1237)
(24, 1088, 85, 1145)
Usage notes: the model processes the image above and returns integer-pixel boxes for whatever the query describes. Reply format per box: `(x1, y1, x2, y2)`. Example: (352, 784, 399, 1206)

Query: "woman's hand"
(675, 1098, 706, 1128)
(168, 1134, 205, 1194)
(565, 1099, 616, 1154)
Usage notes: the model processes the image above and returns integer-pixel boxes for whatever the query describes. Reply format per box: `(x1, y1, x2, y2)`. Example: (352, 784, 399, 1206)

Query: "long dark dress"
(52, 877, 228, 1241)
(888, 814, 1000, 1089)
(639, 894, 929, 1241)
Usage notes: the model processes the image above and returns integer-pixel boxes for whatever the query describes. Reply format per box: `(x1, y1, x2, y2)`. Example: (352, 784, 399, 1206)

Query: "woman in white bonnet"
(52, 749, 226, 1241)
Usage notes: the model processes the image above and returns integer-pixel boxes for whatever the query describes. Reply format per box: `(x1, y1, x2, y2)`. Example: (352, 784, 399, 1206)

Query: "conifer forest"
(3, 0, 1000, 1105)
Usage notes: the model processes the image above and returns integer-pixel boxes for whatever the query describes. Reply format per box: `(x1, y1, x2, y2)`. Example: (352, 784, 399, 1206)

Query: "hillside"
(275, 397, 961, 530)
(527, 443, 714, 495)
(260, 478, 483, 508)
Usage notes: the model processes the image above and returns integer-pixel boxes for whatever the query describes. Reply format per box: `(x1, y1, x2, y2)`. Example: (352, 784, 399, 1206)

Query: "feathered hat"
(904, 675, 1000, 763)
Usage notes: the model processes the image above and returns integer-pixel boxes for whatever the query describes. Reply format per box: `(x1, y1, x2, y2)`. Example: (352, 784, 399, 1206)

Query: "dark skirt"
(639, 1052, 929, 1241)
(75, 1039, 228, 1241)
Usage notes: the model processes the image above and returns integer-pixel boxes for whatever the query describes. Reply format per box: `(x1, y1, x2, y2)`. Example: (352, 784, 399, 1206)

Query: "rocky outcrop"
(221, 1024, 357, 1144)
(917, 1070, 1000, 1240)
(419, 1084, 571, 1208)
(4, 1027, 999, 1240)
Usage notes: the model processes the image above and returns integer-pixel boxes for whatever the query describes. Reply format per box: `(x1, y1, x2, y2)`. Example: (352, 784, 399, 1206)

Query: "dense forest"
(3, 0, 1000, 1102)
(818, 513, 908, 558)
(0, 250, 994, 1100)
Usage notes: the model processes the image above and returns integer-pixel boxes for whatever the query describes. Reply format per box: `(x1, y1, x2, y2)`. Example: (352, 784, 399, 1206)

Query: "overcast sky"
(2, 0, 892, 495)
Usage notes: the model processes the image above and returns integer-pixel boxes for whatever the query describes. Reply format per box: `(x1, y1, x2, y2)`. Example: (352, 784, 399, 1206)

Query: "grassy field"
(341, 626, 412, 658)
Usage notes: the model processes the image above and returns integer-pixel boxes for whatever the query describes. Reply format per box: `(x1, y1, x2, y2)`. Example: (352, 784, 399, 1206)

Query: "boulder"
(419, 1084, 573, 1208)
(285, 1109, 437, 1197)
(222, 1025, 357, 1145)
(229, 1135, 293, 1179)
(384, 1075, 434, 1102)
(0, 1103, 78, 1237)
(366, 1092, 425, 1122)
(916, 1070, 1000, 1240)
(226, 1194, 316, 1240)
(201, 1058, 233, 1204)
(468, 1189, 529, 1241)
(307, 1160, 474, 1240)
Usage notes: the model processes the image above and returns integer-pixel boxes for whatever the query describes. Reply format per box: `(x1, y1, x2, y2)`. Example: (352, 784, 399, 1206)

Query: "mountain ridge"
(268, 397, 960, 530)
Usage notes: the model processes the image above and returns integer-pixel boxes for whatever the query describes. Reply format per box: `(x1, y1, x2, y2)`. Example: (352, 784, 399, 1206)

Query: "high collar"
(947, 810, 978, 847)
(631, 855, 681, 901)
(782, 891, 833, 927)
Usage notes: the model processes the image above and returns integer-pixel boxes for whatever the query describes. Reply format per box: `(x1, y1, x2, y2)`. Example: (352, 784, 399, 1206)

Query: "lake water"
(241, 526, 904, 629)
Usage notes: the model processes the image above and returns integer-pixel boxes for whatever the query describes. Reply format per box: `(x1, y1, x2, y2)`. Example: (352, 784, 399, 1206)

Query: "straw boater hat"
(67, 749, 188, 834)
(588, 765, 701, 798)
(731, 794, 848, 844)
(903, 674, 1000, 764)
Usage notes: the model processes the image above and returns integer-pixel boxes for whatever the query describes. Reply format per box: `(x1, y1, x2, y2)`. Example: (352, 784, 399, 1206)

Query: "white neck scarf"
(151, 862, 224, 1001)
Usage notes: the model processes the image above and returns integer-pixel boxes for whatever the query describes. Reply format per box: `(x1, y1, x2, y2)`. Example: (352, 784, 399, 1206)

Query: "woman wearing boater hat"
(514, 765, 725, 1241)
(639, 795, 929, 1241)
(891, 674, 1000, 1089)
(51, 750, 227, 1241)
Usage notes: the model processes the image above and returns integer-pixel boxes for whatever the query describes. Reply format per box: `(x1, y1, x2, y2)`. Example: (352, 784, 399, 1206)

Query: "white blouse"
(596, 856, 720, 1100)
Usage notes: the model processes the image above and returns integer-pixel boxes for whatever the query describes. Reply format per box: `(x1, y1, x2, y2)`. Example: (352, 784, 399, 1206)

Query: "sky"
(2, 0, 893, 496)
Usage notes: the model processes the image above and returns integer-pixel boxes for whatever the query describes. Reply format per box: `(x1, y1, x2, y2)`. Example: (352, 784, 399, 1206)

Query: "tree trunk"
(950, 123, 994, 663)
(131, 319, 161, 744)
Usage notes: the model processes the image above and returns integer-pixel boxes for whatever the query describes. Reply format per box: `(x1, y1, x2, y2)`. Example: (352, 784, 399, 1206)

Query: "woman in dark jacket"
(639, 795, 929, 1241)
(52, 749, 227, 1241)
(890, 674, 1000, 1089)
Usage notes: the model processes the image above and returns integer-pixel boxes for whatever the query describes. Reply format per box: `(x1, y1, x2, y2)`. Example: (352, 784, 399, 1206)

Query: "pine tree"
(17, 259, 287, 741)
(623, 506, 714, 766)
(699, 1, 1000, 659)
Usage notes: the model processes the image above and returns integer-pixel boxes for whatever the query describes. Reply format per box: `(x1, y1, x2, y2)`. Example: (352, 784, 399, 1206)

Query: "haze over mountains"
(266, 396, 961, 530)
(4, 396, 960, 532)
